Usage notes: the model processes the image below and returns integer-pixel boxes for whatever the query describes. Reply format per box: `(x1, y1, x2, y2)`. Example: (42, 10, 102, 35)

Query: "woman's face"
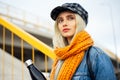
(57, 11, 76, 40)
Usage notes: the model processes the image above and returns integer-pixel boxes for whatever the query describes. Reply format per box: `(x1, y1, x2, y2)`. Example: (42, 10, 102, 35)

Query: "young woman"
(50, 3, 116, 80)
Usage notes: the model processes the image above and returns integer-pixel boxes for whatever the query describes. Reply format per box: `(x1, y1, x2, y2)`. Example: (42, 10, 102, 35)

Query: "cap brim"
(51, 6, 73, 20)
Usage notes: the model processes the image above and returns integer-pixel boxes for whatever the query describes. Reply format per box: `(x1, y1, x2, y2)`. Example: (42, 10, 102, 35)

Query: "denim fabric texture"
(72, 46, 117, 80)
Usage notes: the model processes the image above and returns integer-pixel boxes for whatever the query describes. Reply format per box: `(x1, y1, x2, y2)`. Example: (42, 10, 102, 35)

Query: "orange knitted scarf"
(50, 30, 94, 80)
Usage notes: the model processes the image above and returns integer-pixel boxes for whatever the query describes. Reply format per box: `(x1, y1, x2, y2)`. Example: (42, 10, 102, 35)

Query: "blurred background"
(0, 0, 120, 80)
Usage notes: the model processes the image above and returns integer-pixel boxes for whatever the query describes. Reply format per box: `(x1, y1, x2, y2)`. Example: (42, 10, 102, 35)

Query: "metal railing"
(0, 1, 56, 80)
(0, 16, 55, 80)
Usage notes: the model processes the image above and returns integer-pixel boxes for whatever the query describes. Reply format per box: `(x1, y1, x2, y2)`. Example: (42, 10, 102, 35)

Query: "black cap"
(50, 3, 88, 24)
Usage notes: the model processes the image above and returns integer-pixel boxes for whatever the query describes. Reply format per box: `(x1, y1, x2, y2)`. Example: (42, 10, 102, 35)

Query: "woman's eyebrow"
(66, 14, 75, 17)
(57, 17, 62, 20)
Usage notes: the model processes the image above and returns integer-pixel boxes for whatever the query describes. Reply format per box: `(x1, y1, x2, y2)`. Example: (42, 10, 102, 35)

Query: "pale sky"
(0, 0, 120, 57)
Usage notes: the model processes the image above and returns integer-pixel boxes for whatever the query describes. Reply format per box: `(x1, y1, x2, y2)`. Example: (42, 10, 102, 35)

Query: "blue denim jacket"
(72, 46, 117, 80)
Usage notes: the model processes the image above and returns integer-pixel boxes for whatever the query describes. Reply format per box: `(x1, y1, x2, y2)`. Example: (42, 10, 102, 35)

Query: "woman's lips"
(62, 28, 70, 32)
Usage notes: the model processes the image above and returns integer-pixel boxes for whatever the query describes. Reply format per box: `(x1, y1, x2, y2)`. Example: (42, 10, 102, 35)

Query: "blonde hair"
(53, 14, 86, 48)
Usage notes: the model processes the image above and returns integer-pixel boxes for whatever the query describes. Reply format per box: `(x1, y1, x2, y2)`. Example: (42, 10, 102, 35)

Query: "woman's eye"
(58, 19, 63, 23)
(68, 16, 74, 20)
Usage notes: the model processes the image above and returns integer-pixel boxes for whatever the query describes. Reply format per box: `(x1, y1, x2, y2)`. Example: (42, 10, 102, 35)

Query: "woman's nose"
(63, 20, 68, 27)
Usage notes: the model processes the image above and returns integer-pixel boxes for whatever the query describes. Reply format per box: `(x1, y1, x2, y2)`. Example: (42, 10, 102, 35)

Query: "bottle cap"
(25, 59, 33, 67)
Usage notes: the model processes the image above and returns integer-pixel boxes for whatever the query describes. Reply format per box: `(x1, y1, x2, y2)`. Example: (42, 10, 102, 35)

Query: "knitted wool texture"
(50, 30, 94, 80)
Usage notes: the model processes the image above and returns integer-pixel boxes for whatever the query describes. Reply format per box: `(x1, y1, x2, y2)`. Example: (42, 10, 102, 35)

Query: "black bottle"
(25, 59, 47, 80)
